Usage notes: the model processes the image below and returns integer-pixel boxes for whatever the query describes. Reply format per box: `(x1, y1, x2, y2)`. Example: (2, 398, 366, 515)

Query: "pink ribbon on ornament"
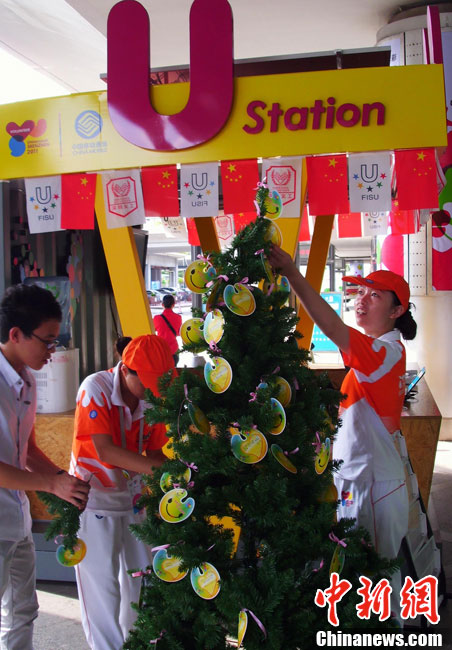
(329, 532, 347, 548)
(131, 569, 152, 578)
(248, 391, 258, 403)
(208, 341, 222, 354)
(254, 249, 265, 255)
(197, 253, 213, 266)
(255, 180, 268, 190)
(238, 277, 253, 289)
(293, 377, 299, 391)
(180, 459, 199, 472)
(150, 544, 170, 553)
(54, 535, 64, 545)
(266, 283, 275, 296)
(241, 609, 267, 639)
(149, 630, 166, 645)
(312, 432, 322, 454)
(312, 559, 324, 573)
(284, 447, 299, 457)
(272, 367, 280, 374)
(206, 274, 228, 288)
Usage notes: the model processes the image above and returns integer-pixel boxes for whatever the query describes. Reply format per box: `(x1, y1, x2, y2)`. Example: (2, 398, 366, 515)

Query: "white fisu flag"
(25, 176, 63, 234)
(348, 153, 391, 213)
(180, 162, 219, 217)
(362, 211, 389, 236)
(101, 170, 146, 229)
(262, 156, 303, 218)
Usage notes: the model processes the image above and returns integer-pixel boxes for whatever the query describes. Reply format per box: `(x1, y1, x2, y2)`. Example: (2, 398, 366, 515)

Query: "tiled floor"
(33, 442, 452, 649)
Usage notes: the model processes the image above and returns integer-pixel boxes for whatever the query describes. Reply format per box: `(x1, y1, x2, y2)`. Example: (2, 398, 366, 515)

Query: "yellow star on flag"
(328, 158, 337, 167)
(80, 177, 88, 186)
(162, 171, 171, 179)
(417, 152, 426, 161)
(228, 163, 236, 172)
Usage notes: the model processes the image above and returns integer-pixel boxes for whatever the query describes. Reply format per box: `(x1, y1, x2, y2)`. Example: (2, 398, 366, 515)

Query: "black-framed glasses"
(30, 333, 59, 350)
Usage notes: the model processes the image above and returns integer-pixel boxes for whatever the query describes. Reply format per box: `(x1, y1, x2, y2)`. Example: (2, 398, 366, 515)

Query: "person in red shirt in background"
(70, 335, 175, 650)
(269, 244, 417, 625)
(154, 294, 182, 365)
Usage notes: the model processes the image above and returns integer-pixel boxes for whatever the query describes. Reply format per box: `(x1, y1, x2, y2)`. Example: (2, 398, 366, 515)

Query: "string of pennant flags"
(24, 149, 444, 237)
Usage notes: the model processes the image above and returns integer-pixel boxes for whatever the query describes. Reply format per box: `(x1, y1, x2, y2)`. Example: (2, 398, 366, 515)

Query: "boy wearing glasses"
(0, 283, 90, 650)
(70, 334, 174, 650)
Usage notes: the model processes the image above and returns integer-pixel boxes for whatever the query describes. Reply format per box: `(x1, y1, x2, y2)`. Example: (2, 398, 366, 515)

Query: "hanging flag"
(389, 200, 419, 235)
(262, 156, 303, 218)
(394, 149, 438, 210)
(186, 218, 201, 246)
(348, 152, 391, 213)
(60, 173, 96, 229)
(298, 205, 311, 241)
(306, 155, 349, 215)
(337, 212, 362, 238)
(220, 159, 259, 214)
(101, 170, 146, 229)
(25, 175, 63, 234)
(432, 167, 452, 290)
(180, 162, 219, 217)
(161, 217, 186, 238)
(215, 214, 235, 249)
(361, 211, 389, 237)
(141, 165, 179, 217)
(233, 212, 256, 233)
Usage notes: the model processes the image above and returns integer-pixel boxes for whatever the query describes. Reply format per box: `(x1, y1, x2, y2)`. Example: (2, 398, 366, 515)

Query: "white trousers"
(75, 510, 152, 650)
(335, 476, 409, 623)
(0, 535, 38, 650)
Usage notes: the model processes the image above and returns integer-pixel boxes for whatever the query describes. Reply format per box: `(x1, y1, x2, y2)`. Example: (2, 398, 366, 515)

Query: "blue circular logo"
(75, 110, 103, 139)
(89, 409, 98, 419)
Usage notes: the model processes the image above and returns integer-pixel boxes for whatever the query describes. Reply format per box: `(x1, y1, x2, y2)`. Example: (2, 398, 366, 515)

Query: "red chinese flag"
(141, 165, 179, 217)
(306, 155, 349, 215)
(186, 218, 200, 246)
(389, 200, 418, 235)
(298, 205, 311, 241)
(233, 212, 256, 233)
(221, 159, 259, 214)
(394, 149, 438, 210)
(61, 173, 96, 229)
(337, 212, 362, 238)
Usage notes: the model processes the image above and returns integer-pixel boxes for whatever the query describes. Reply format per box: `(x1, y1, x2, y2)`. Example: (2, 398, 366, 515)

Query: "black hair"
(116, 336, 132, 357)
(0, 284, 62, 343)
(391, 292, 417, 341)
(162, 294, 175, 309)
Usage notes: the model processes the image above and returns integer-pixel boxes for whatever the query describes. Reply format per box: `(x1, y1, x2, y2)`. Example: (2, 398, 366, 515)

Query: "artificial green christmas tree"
(124, 185, 398, 649)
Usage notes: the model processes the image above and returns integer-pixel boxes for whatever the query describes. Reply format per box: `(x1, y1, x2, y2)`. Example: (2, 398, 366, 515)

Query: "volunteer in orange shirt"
(269, 245, 417, 622)
(70, 335, 175, 650)
(153, 294, 182, 365)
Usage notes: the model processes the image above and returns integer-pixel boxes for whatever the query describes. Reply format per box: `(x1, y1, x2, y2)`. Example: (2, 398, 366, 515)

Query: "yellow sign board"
(0, 64, 446, 180)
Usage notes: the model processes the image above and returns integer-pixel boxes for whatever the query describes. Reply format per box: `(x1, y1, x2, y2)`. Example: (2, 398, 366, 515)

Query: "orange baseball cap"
(122, 334, 175, 395)
(342, 270, 410, 313)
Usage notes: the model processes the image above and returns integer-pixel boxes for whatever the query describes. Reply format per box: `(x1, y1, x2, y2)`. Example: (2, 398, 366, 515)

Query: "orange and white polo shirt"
(333, 328, 406, 482)
(70, 362, 167, 514)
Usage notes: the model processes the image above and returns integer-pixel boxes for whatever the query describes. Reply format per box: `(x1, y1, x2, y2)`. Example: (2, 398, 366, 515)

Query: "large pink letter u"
(107, 0, 234, 151)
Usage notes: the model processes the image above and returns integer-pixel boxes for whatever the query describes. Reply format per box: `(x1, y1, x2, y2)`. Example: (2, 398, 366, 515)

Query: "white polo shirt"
(0, 349, 35, 542)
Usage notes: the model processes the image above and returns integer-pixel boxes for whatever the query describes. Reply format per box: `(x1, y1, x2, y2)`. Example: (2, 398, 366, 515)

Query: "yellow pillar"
(95, 176, 155, 337)
(194, 217, 221, 253)
(296, 214, 334, 350)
